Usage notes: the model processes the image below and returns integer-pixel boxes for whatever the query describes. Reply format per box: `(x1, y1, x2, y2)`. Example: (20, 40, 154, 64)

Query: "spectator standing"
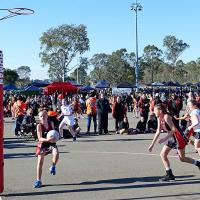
(85, 93, 97, 134)
(167, 94, 183, 127)
(112, 96, 126, 133)
(12, 96, 27, 136)
(96, 93, 111, 135)
(138, 93, 150, 130)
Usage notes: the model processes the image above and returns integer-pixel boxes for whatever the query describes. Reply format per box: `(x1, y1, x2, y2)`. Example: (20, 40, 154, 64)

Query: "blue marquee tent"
(3, 83, 18, 91)
(31, 80, 51, 87)
(95, 80, 110, 88)
(117, 82, 136, 88)
(80, 85, 95, 91)
(24, 85, 42, 92)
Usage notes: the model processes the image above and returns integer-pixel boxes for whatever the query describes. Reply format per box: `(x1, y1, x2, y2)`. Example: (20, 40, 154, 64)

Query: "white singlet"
(190, 109, 200, 132)
(61, 105, 75, 126)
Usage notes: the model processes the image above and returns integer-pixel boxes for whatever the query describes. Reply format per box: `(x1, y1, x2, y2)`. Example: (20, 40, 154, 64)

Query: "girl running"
(34, 110, 59, 188)
(59, 99, 76, 141)
(148, 104, 200, 182)
(187, 100, 200, 156)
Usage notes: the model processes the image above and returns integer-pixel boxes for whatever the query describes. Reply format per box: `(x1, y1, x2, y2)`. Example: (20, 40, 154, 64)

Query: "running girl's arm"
(57, 112, 64, 120)
(50, 121, 55, 130)
(174, 113, 188, 120)
(188, 113, 199, 130)
(148, 118, 161, 152)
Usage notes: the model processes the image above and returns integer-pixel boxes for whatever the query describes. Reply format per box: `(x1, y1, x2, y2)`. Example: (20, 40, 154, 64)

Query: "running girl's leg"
(160, 145, 172, 170)
(177, 148, 195, 164)
(159, 145, 175, 181)
(194, 139, 200, 157)
(59, 120, 66, 138)
(36, 154, 45, 181)
(50, 147, 59, 175)
(52, 147, 59, 165)
(69, 125, 76, 141)
(34, 154, 45, 188)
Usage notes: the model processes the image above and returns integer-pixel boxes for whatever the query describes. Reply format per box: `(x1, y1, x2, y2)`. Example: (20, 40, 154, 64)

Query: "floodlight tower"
(131, 0, 142, 92)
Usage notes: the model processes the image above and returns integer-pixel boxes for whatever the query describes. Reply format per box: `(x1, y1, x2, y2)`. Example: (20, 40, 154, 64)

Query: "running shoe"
(34, 180, 42, 188)
(195, 161, 200, 170)
(73, 137, 77, 141)
(49, 165, 56, 175)
(159, 174, 175, 182)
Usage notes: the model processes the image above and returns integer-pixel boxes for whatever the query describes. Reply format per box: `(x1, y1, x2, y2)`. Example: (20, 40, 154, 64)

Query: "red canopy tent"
(44, 82, 78, 95)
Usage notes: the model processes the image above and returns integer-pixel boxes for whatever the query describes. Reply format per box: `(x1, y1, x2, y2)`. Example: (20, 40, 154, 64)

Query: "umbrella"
(44, 82, 78, 95)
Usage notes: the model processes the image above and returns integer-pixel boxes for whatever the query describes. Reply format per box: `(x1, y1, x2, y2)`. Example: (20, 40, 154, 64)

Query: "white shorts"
(61, 116, 75, 127)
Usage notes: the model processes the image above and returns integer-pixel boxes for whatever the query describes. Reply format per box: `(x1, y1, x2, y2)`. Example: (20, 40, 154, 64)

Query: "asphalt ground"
(1, 113, 200, 200)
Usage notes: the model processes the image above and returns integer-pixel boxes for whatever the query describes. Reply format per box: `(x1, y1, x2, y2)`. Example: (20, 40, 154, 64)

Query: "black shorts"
(194, 132, 200, 140)
(166, 138, 177, 149)
(40, 143, 57, 156)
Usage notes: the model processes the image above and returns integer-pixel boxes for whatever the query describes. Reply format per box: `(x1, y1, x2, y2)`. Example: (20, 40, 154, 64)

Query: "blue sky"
(1, 0, 200, 80)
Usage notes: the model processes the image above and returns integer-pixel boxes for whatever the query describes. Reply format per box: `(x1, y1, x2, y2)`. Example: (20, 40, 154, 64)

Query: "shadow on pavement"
(4, 140, 36, 149)
(4, 152, 35, 159)
(4, 175, 200, 198)
(77, 138, 152, 142)
(115, 192, 200, 200)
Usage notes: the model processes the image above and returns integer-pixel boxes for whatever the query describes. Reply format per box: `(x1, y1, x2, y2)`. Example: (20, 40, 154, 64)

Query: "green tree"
(70, 57, 89, 84)
(40, 24, 90, 81)
(16, 65, 31, 87)
(142, 45, 163, 83)
(89, 49, 135, 86)
(3, 68, 19, 85)
(184, 61, 200, 83)
(89, 53, 109, 84)
(104, 49, 135, 85)
(163, 35, 189, 79)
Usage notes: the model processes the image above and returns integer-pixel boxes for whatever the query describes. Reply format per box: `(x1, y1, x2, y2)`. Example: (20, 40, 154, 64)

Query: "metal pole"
(63, 67, 65, 82)
(135, 4, 139, 92)
(131, 1, 142, 92)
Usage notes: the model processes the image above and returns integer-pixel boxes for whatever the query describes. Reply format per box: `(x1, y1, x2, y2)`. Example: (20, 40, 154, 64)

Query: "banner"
(0, 50, 4, 193)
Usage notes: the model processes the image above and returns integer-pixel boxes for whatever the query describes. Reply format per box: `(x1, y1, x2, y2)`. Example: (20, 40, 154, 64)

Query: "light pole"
(131, 0, 142, 92)
(77, 66, 79, 84)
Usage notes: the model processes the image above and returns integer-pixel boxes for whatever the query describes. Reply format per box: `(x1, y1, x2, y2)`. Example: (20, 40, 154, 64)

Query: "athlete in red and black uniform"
(34, 110, 59, 188)
(148, 104, 200, 182)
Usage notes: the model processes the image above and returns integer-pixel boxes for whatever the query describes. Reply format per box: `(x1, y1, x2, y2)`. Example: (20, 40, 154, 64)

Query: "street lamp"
(131, 0, 142, 92)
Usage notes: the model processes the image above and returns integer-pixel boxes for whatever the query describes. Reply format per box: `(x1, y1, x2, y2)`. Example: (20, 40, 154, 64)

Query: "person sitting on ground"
(21, 108, 37, 139)
(73, 117, 81, 136)
(118, 116, 129, 135)
(135, 116, 146, 134)
(147, 113, 157, 133)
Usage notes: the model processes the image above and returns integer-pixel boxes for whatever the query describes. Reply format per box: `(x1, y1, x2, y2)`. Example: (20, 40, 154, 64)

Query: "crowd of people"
(3, 89, 200, 187)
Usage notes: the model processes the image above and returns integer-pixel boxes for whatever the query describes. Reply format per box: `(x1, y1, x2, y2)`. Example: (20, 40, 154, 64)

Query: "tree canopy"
(40, 24, 90, 81)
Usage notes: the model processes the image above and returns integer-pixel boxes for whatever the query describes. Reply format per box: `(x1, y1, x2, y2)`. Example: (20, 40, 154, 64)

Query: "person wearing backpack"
(13, 96, 27, 136)
(86, 93, 97, 134)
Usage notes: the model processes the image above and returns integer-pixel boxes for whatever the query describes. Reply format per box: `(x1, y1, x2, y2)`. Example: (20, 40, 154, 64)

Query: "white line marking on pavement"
(70, 150, 178, 158)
